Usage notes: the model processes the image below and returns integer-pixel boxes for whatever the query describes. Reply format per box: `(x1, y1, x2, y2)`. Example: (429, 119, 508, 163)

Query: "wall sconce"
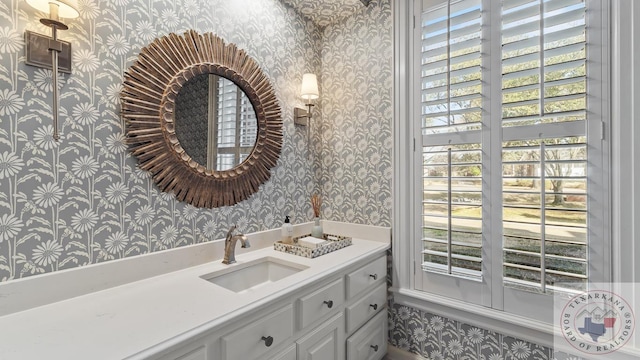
(25, 0, 79, 141)
(294, 73, 319, 127)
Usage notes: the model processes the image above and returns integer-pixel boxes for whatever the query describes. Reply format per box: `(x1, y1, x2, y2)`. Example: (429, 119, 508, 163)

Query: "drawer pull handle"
(323, 300, 334, 308)
(369, 274, 378, 280)
(261, 336, 274, 347)
(371, 345, 379, 352)
(369, 303, 378, 310)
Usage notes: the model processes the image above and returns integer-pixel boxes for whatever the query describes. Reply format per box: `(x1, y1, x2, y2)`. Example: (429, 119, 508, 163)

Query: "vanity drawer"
(345, 283, 386, 334)
(298, 278, 345, 329)
(346, 309, 387, 360)
(346, 256, 386, 298)
(221, 304, 294, 360)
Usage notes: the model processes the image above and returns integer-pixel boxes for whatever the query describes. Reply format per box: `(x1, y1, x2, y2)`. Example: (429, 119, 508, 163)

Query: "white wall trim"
(392, 0, 413, 291)
(611, 0, 639, 285)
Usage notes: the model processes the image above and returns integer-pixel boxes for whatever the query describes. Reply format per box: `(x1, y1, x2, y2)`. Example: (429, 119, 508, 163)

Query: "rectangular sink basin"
(201, 257, 308, 293)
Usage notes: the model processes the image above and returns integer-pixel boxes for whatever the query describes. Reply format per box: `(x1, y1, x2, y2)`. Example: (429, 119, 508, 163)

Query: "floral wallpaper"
(282, 0, 367, 28)
(0, 0, 323, 281)
(320, 0, 393, 227)
(389, 303, 557, 360)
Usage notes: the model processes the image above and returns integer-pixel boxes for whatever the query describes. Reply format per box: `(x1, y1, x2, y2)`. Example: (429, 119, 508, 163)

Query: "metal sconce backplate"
(294, 107, 310, 126)
(25, 30, 72, 73)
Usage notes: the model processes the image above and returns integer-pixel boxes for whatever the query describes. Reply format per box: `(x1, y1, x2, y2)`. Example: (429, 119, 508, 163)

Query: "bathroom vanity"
(0, 221, 389, 360)
(156, 250, 387, 360)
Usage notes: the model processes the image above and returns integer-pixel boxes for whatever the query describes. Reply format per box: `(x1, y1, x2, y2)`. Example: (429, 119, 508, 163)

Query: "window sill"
(390, 287, 554, 348)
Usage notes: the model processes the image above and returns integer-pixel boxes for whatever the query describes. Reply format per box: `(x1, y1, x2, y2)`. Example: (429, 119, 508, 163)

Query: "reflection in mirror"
(175, 74, 258, 171)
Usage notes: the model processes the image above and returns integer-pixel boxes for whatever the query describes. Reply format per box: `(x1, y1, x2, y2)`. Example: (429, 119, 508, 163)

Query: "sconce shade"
(300, 73, 319, 100)
(26, 0, 79, 18)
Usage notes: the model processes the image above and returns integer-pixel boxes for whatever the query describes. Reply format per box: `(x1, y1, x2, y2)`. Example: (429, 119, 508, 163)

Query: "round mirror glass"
(174, 73, 258, 171)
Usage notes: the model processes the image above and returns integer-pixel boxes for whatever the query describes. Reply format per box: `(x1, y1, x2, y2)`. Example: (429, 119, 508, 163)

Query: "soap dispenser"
(281, 216, 293, 244)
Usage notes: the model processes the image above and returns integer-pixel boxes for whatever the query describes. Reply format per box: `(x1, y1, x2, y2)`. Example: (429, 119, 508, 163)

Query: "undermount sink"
(201, 257, 308, 293)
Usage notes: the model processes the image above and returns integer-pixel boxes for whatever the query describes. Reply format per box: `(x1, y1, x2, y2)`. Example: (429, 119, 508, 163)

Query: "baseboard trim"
(385, 345, 426, 360)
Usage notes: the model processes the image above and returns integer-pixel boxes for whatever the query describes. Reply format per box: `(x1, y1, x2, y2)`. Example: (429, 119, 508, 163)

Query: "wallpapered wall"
(320, 0, 393, 226)
(0, 0, 324, 281)
(389, 303, 558, 360)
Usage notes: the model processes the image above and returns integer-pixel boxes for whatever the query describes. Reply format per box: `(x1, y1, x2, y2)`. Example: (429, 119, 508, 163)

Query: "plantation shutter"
(501, 0, 588, 293)
(214, 77, 256, 171)
(420, 0, 484, 279)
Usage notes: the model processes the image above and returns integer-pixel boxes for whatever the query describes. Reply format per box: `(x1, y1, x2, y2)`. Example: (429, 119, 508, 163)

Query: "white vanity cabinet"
(344, 256, 387, 360)
(152, 253, 387, 360)
(296, 313, 345, 360)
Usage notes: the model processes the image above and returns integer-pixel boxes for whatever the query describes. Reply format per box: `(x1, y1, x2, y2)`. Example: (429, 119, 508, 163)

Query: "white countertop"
(0, 222, 389, 360)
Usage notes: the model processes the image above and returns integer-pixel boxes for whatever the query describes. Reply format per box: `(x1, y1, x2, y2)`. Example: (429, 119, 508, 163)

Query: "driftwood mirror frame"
(122, 30, 282, 208)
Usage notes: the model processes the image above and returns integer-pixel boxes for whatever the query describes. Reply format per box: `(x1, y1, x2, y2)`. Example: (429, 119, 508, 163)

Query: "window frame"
(394, 0, 611, 327)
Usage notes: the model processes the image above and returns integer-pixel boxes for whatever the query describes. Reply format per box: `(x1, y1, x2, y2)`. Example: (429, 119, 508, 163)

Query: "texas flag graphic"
(578, 317, 617, 342)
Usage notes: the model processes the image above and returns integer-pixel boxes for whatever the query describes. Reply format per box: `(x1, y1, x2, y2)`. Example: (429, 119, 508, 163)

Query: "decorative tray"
(273, 233, 352, 258)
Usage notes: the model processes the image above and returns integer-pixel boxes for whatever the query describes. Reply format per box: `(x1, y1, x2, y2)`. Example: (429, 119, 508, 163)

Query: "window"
(411, 0, 608, 320)
(213, 77, 257, 171)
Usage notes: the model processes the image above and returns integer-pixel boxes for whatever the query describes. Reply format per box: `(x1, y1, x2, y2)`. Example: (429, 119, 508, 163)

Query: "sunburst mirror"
(122, 30, 282, 208)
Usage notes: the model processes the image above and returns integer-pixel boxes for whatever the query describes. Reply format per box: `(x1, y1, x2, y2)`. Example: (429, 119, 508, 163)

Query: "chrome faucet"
(222, 225, 250, 264)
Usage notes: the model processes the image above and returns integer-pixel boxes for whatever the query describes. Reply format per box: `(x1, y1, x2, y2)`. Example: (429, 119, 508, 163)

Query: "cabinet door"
(270, 344, 296, 360)
(297, 312, 345, 360)
(346, 309, 387, 360)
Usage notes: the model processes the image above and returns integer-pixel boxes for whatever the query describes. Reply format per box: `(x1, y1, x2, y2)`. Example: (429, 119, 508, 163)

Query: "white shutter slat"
(450, 37, 481, 54)
(502, 67, 538, 81)
(502, 116, 585, 134)
(450, 51, 481, 67)
(451, 64, 481, 79)
(502, 21, 540, 40)
(502, 3, 539, 24)
(544, 24, 583, 44)
(450, 24, 481, 42)
(544, 93, 585, 104)
(422, 106, 482, 119)
(424, 93, 482, 108)
(503, 98, 538, 108)
(422, 72, 447, 85)
(503, 0, 537, 12)
(544, 0, 583, 12)
(544, 42, 585, 59)
(449, 7, 480, 26)
(422, 58, 447, 73)
(503, 83, 538, 94)
(502, 52, 539, 67)
(544, 76, 584, 89)
(502, 36, 539, 53)
(423, 19, 447, 36)
(423, 32, 448, 47)
(544, 7, 585, 29)
(544, 58, 585, 74)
